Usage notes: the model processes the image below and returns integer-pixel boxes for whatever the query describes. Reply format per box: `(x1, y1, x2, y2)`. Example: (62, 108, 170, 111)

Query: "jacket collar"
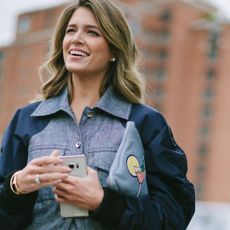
(31, 88, 71, 117)
(31, 87, 132, 120)
(95, 87, 131, 120)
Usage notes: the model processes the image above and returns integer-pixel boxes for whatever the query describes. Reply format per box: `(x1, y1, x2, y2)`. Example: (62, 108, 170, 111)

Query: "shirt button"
(76, 141, 81, 148)
(87, 111, 94, 118)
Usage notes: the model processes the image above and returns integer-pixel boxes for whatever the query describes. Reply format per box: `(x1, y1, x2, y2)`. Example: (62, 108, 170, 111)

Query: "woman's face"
(63, 7, 113, 78)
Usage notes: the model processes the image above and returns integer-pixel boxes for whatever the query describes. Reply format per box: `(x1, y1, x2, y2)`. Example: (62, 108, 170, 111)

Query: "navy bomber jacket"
(0, 87, 195, 229)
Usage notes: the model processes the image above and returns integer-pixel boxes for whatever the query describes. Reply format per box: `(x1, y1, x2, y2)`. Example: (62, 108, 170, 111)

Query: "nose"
(71, 30, 84, 44)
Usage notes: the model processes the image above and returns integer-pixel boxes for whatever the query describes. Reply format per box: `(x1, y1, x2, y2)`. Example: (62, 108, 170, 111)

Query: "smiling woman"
(62, 6, 114, 102)
(0, 0, 195, 229)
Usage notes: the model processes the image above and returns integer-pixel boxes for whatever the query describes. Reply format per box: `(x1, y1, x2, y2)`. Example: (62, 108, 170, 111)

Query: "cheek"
(93, 42, 112, 59)
(62, 37, 69, 52)
(62, 40, 69, 61)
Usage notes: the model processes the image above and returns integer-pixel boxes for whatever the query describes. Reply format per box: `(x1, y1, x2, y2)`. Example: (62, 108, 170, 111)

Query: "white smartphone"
(58, 155, 89, 217)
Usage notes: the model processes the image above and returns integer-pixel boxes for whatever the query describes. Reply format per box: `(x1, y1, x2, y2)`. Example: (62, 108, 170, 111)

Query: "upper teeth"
(70, 50, 88, 57)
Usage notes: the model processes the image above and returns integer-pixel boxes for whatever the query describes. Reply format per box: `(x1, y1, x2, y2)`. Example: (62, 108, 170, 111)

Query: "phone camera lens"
(76, 163, 79, 168)
(68, 163, 75, 169)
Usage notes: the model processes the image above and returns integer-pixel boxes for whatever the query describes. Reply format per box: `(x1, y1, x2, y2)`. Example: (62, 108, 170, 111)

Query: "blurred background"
(1, 0, 230, 229)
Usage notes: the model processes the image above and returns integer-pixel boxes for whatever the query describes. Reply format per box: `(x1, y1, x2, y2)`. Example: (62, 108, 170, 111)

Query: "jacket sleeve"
(118, 108, 195, 229)
(0, 110, 37, 229)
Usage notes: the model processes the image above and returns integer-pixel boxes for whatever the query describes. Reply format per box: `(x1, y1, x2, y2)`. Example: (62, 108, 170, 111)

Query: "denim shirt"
(25, 87, 132, 230)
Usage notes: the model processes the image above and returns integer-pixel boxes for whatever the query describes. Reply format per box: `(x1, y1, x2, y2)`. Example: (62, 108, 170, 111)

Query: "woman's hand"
(15, 150, 71, 194)
(53, 166, 104, 211)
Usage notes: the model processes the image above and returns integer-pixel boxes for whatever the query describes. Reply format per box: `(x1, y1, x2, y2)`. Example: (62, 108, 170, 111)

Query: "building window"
(44, 10, 57, 28)
(0, 51, 5, 62)
(208, 31, 219, 61)
(0, 51, 5, 80)
(154, 67, 166, 80)
(195, 182, 204, 200)
(157, 29, 171, 44)
(0, 67, 3, 80)
(203, 88, 214, 101)
(158, 49, 168, 61)
(18, 16, 31, 34)
(160, 9, 172, 22)
(197, 163, 206, 176)
(143, 31, 155, 44)
(201, 106, 213, 120)
(208, 46, 218, 60)
(206, 68, 216, 82)
(199, 126, 210, 139)
(153, 87, 165, 103)
(198, 144, 209, 157)
(128, 18, 141, 36)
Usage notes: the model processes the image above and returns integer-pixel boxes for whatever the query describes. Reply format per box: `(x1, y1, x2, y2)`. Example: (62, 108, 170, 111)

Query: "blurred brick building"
(0, 0, 230, 202)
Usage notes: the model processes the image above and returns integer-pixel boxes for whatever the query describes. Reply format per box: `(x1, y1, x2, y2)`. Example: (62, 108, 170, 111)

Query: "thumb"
(50, 149, 60, 157)
(87, 166, 98, 176)
(87, 166, 95, 173)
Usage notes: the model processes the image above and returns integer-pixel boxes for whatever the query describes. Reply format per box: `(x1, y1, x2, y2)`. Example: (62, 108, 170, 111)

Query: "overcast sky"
(0, 0, 230, 47)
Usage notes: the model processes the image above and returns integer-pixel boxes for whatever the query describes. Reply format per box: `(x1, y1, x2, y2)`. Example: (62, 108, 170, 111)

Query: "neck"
(70, 74, 102, 121)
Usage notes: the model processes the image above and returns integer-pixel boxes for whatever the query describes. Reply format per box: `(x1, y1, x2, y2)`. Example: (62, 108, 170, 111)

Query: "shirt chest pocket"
(28, 145, 70, 162)
(87, 150, 117, 187)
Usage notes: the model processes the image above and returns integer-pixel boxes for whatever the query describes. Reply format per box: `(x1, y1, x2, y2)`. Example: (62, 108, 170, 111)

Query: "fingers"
(38, 163, 71, 174)
(16, 150, 73, 193)
(87, 166, 98, 179)
(30, 149, 62, 166)
(38, 172, 69, 184)
(53, 182, 74, 202)
(27, 159, 71, 177)
(86, 166, 98, 175)
(31, 178, 63, 192)
(53, 166, 104, 210)
(50, 149, 60, 157)
(31, 155, 63, 166)
(87, 166, 95, 174)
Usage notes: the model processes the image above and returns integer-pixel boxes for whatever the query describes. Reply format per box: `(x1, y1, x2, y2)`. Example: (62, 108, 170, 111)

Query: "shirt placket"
(77, 107, 95, 157)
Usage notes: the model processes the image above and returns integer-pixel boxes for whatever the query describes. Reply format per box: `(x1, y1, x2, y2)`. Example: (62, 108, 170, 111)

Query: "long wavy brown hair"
(39, 0, 145, 103)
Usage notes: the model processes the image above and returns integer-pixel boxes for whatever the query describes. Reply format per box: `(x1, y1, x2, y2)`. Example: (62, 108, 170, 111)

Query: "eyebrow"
(67, 24, 100, 30)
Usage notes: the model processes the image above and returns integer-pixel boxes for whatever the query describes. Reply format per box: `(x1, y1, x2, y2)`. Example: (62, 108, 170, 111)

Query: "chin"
(66, 65, 85, 72)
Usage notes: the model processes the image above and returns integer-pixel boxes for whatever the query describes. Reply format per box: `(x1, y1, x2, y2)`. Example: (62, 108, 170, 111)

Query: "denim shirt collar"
(31, 87, 132, 120)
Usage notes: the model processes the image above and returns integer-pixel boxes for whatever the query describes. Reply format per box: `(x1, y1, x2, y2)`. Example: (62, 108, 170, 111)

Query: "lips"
(69, 49, 89, 57)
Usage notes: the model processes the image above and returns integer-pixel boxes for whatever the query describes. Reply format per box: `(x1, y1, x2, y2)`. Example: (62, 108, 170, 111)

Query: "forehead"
(68, 6, 98, 27)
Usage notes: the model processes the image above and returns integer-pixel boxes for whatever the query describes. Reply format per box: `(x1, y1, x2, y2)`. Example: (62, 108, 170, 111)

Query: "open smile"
(69, 49, 89, 58)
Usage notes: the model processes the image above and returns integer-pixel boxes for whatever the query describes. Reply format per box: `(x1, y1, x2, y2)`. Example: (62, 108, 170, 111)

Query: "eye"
(88, 30, 100, 36)
(66, 28, 75, 34)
